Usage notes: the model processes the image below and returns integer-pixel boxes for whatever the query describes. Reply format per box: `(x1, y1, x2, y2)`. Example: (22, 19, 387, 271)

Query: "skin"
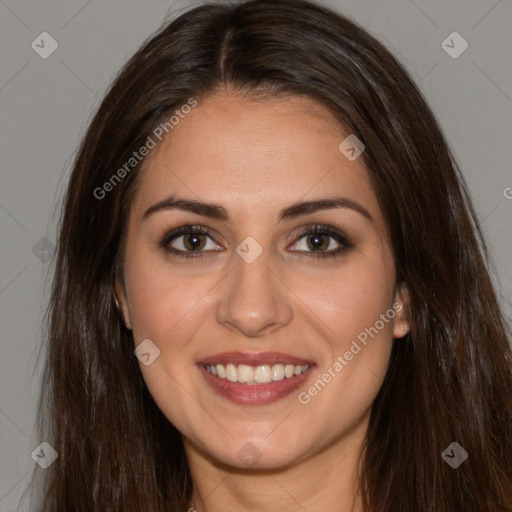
(116, 89, 410, 512)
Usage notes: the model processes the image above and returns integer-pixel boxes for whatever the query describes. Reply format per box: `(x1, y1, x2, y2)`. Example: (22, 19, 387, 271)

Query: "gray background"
(1, 0, 511, 510)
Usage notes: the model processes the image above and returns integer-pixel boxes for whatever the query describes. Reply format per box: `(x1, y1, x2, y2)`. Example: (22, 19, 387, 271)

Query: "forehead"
(130, 92, 383, 227)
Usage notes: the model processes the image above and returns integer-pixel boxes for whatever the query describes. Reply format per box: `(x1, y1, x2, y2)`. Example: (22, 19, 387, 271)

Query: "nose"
(215, 247, 293, 338)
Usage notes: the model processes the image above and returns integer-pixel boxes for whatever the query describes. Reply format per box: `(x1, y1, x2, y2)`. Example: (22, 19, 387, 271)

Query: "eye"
(159, 225, 221, 259)
(289, 224, 353, 259)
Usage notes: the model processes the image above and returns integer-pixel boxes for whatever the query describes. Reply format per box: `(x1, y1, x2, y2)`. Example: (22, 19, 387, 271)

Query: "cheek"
(123, 253, 208, 432)
(296, 249, 396, 417)
(296, 277, 395, 450)
(307, 254, 395, 351)
(124, 249, 208, 342)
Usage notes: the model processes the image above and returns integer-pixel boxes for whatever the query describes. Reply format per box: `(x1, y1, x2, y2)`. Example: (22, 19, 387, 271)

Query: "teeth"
(285, 364, 295, 378)
(272, 364, 285, 381)
(216, 364, 226, 378)
(237, 364, 254, 383)
(255, 365, 272, 383)
(205, 363, 310, 383)
(226, 363, 238, 382)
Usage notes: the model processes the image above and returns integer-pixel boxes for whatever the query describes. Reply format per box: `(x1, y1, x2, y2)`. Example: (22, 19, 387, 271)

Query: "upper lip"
(198, 351, 315, 367)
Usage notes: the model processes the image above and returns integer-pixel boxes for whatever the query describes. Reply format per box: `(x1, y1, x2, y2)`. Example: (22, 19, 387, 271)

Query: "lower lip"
(198, 365, 313, 405)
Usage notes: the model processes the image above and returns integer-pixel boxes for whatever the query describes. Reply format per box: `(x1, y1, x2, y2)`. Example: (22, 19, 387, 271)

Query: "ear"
(392, 282, 410, 339)
(114, 279, 132, 330)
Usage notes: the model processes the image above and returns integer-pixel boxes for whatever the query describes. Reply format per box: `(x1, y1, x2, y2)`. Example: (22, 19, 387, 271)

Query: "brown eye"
(181, 232, 207, 251)
(290, 225, 353, 259)
(159, 225, 222, 259)
(304, 233, 331, 251)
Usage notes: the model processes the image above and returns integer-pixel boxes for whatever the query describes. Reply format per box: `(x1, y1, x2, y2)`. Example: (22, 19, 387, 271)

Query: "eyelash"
(159, 224, 354, 260)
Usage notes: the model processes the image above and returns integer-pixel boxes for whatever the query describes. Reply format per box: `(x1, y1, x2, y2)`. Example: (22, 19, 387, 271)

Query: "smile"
(203, 363, 310, 383)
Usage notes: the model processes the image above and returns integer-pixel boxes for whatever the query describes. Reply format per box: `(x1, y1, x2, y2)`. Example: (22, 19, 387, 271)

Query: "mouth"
(197, 351, 315, 405)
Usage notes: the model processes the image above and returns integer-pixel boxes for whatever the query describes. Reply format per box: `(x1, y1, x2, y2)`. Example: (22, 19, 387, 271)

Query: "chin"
(197, 432, 311, 471)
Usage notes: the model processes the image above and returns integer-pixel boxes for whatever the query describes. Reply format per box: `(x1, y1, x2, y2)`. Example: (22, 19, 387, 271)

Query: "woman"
(27, 0, 512, 510)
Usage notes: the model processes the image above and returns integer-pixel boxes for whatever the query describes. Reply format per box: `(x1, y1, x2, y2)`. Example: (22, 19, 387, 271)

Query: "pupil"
(309, 234, 327, 251)
(185, 233, 204, 251)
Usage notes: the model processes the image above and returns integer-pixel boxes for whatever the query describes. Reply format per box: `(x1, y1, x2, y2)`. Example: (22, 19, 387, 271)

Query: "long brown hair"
(24, 0, 512, 510)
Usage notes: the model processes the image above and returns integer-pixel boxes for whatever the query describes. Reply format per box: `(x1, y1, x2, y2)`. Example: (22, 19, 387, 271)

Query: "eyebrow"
(143, 195, 373, 223)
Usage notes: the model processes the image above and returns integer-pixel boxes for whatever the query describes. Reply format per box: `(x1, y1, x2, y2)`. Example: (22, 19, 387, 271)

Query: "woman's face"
(116, 91, 409, 470)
